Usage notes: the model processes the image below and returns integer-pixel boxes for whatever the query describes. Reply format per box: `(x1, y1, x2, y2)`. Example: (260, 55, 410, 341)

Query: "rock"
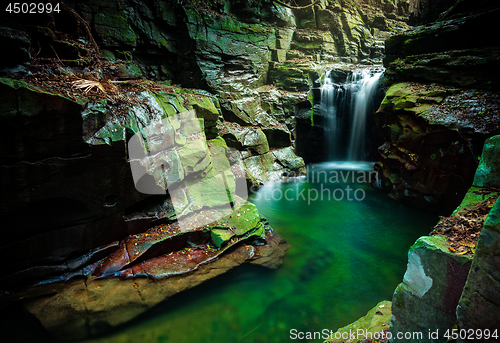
(186, 95, 221, 139)
(387, 123, 500, 343)
(408, 0, 458, 25)
(295, 99, 325, 164)
(473, 136, 500, 188)
(271, 147, 306, 171)
(222, 123, 270, 156)
(390, 235, 472, 342)
(104, 63, 143, 80)
(456, 155, 500, 336)
(21, 227, 288, 340)
(244, 152, 283, 183)
(0, 76, 291, 340)
(250, 226, 291, 269)
(262, 126, 292, 148)
(0, 74, 284, 316)
(184, 7, 274, 91)
(0, 80, 151, 283)
(384, 5, 500, 89)
(327, 300, 392, 343)
(271, 4, 296, 27)
(94, 10, 137, 48)
(373, 82, 493, 213)
(0, 26, 31, 77)
(275, 27, 294, 50)
(269, 61, 320, 91)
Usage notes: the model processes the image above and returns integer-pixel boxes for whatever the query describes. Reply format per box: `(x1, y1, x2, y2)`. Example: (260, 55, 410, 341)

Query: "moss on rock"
(326, 300, 392, 343)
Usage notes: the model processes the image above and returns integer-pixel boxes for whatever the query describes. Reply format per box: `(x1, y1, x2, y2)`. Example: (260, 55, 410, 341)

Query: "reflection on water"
(3, 164, 438, 343)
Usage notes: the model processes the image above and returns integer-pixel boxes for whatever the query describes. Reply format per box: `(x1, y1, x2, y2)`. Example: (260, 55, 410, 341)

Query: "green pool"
(4, 163, 438, 343)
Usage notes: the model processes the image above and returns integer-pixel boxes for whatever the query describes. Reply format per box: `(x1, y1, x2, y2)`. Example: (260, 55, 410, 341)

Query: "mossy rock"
(473, 135, 500, 188)
(187, 96, 220, 125)
(390, 235, 472, 342)
(210, 201, 264, 248)
(326, 300, 392, 343)
(271, 147, 305, 170)
(94, 12, 137, 47)
(219, 201, 261, 235)
(149, 91, 187, 117)
(453, 186, 500, 215)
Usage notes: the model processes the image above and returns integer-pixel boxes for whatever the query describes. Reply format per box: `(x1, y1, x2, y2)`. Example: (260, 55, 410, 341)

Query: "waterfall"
(320, 67, 384, 161)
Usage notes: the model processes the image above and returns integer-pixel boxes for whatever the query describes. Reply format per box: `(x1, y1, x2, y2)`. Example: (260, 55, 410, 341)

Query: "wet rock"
(244, 152, 283, 183)
(272, 147, 306, 171)
(93, 8, 137, 48)
(269, 61, 319, 92)
(295, 99, 325, 164)
(262, 126, 292, 148)
(0, 74, 281, 304)
(222, 123, 270, 156)
(250, 227, 291, 269)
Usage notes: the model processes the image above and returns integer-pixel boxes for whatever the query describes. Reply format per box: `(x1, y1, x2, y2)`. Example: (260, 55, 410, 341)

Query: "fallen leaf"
(458, 240, 475, 248)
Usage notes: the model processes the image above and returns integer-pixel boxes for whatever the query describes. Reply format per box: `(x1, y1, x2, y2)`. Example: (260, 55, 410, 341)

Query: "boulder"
(244, 152, 283, 183)
(22, 225, 286, 340)
(272, 147, 306, 171)
(390, 235, 472, 342)
(222, 123, 270, 156)
(473, 136, 500, 188)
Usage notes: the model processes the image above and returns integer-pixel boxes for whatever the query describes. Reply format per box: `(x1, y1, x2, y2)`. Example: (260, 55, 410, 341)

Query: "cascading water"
(320, 67, 385, 161)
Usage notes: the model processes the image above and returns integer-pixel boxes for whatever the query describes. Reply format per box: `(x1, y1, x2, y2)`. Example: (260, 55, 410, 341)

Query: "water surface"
(4, 163, 438, 343)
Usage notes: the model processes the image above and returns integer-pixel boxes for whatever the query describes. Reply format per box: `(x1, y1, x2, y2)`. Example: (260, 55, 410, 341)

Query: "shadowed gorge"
(1, 0, 500, 342)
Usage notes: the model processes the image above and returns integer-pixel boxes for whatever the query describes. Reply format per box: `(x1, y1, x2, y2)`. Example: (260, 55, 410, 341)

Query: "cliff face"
(374, 0, 500, 213)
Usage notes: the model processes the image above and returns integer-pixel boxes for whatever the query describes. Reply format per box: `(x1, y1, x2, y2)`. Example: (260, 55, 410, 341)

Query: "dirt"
(430, 188, 500, 257)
